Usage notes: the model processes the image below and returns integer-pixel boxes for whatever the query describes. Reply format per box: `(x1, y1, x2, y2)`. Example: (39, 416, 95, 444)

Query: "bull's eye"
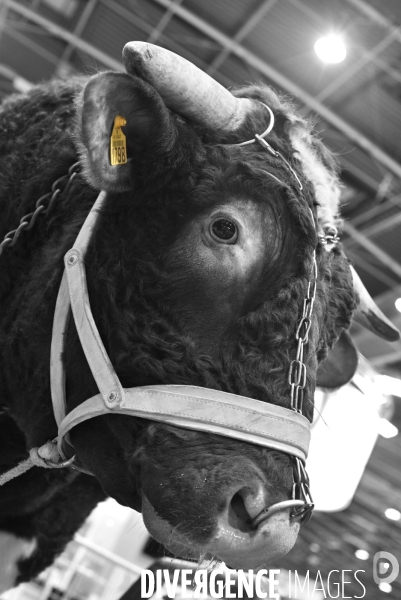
(210, 218, 238, 243)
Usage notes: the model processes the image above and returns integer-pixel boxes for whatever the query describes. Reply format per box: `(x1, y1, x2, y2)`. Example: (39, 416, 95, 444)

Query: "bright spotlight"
(395, 297, 401, 312)
(385, 508, 401, 521)
(314, 35, 347, 64)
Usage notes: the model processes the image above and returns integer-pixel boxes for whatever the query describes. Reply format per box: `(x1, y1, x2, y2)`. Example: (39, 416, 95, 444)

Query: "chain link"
(0, 161, 80, 259)
(318, 229, 340, 251)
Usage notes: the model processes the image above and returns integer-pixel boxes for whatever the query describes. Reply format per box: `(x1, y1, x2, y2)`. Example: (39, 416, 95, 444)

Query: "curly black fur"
(0, 74, 356, 582)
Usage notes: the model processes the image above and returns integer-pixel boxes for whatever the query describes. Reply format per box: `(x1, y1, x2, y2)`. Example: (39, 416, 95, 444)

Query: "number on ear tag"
(110, 115, 127, 166)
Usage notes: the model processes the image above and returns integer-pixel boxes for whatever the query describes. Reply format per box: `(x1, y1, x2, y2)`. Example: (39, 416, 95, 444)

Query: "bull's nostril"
(228, 492, 253, 532)
(226, 481, 272, 532)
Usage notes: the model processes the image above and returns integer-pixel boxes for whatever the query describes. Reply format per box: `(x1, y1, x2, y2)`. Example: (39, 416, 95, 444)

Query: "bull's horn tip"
(365, 310, 400, 341)
(354, 309, 401, 342)
(350, 265, 400, 342)
(123, 41, 156, 61)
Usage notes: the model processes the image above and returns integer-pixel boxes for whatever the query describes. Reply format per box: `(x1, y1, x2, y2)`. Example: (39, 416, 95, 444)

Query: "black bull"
(0, 42, 398, 587)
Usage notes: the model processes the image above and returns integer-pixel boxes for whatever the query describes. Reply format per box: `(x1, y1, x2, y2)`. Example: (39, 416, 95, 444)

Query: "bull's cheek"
(208, 510, 300, 570)
(141, 493, 206, 561)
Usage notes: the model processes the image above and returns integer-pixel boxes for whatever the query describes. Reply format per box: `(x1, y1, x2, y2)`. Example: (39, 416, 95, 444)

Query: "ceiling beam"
(346, 211, 401, 250)
(344, 0, 401, 44)
(0, 0, 9, 44)
(103, 0, 233, 87)
(147, 0, 183, 44)
(207, 0, 278, 76)
(346, 248, 399, 289)
(340, 155, 383, 192)
(5, 23, 61, 66)
(351, 194, 401, 228)
(150, 0, 401, 182)
(57, 0, 99, 70)
(343, 221, 401, 280)
(6, 0, 123, 70)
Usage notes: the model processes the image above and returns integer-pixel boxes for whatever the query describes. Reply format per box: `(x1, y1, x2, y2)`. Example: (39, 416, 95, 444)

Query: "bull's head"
(68, 43, 399, 569)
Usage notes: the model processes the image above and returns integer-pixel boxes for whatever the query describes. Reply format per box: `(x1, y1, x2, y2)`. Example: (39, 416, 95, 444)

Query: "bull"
(0, 42, 398, 590)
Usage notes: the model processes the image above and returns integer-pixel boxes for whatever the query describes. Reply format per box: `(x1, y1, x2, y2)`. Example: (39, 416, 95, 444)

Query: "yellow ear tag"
(110, 115, 127, 166)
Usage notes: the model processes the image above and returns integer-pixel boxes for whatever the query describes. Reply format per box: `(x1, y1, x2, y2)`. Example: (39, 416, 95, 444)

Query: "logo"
(373, 551, 399, 585)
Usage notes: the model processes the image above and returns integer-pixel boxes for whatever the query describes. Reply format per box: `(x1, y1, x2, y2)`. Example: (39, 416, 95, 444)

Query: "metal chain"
(288, 249, 317, 414)
(0, 161, 80, 259)
(288, 247, 318, 526)
(291, 455, 314, 521)
(291, 230, 339, 524)
(242, 120, 340, 527)
(253, 134, 320, 526)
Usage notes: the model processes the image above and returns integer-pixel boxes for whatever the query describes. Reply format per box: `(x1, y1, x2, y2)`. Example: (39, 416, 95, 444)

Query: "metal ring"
(234, 103, 275, 146)
(250, 499, 306, 529)
(41, 454, 76, 469)
(291, 502, 314, 527)
(38, 437, 76, 469)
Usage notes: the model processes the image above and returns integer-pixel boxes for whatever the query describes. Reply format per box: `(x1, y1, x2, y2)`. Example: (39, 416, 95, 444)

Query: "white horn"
(122, 42, 254, 132)
(351, 266, 400, 341)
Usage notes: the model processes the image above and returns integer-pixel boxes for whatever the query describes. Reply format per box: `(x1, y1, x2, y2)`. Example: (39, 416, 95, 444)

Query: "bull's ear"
(316, 331, 358, 389)
(74, 72, 177, 192)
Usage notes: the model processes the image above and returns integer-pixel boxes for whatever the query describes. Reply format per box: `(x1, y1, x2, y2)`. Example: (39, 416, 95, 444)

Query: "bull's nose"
(208, 478, 300, 569)
(209, 508, 300, 569)
(141, 483, 300, 570)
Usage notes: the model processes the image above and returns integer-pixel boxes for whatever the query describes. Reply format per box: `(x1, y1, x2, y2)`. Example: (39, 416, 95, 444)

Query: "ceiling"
(0, 0, 401, 372)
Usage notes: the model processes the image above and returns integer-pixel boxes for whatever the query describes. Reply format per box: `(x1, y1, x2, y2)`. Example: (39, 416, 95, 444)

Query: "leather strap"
(58, 384, 310, 462)
(65, 248, 125, 408)
(50, 191, 111, 426)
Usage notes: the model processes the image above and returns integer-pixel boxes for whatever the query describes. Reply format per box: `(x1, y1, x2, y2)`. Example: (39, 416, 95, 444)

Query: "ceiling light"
(355, 549, 369, 560)
(395, 298, 401, 312)
(379, 582, 392, 594)
(378, 418, 398, 439)
(384, 508, 401, 521)
(314, 35, 347, 63)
